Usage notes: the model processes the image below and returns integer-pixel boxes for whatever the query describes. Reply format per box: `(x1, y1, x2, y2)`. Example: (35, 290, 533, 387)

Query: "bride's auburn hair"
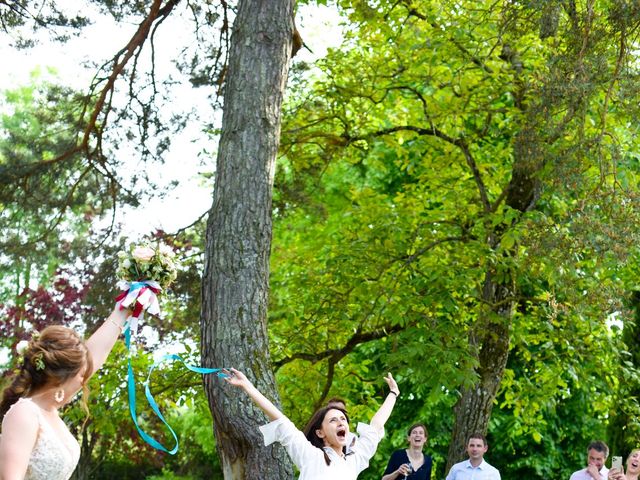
(0, 325, 93, 420)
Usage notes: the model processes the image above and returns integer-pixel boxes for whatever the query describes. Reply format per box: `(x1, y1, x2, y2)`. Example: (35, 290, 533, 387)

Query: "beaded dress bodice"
(10, 398, 80, 480)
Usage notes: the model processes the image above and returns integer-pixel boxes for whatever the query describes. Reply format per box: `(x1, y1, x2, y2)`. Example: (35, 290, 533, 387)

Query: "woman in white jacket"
(224, 368, 399, 480)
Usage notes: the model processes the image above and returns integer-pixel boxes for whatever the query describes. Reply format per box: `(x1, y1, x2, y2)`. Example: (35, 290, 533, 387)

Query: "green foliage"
(155, 399, 222, 478)
(146, 469, 199, 480)
(0, 1, 91, 46)
(271, 0, 640, 477)
(62, 334, 221, 479)
(0, 71, 117, 301)
(3, 0, 640, 478)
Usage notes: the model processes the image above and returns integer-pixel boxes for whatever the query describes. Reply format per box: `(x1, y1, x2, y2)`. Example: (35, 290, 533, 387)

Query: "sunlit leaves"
(273, 0, 640, 477)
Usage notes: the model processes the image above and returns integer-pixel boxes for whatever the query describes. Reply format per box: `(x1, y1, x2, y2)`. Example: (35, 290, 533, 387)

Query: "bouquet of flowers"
(116, 242, 178, 334)
(117, 243, 178, 289)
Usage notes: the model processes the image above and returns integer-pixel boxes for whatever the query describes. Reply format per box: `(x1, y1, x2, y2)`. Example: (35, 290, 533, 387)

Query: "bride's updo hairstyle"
(0, 325, 93, 420)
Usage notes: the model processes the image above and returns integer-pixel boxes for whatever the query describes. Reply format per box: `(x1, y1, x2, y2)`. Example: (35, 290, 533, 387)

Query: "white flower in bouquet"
(158, 243, 176, 257)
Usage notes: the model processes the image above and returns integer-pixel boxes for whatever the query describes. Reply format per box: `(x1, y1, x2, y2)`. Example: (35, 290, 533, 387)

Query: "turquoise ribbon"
(129, 281, 147, 291)
(124, 326, 227, 454)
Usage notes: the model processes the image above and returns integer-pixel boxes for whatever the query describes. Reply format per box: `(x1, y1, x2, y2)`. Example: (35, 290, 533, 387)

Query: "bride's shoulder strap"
(1, 398, 40, 440)
(6, 397, 42, 423)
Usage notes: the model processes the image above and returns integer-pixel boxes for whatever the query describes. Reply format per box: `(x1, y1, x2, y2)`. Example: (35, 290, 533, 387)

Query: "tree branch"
(273, 323, 406, 370)
(402, 1, 494, 74)
(344, 125, 492, 212)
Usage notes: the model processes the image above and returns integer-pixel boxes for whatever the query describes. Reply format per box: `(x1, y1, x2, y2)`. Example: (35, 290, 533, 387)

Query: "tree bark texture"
(200, 1, 295, 479)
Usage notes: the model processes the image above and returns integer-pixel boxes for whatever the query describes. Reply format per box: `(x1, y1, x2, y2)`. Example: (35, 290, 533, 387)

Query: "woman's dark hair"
(0, 325, 93, 420)
(303, 406, 350, 466)
(407, 422, 428, 438)
(326, 397, 348, 410)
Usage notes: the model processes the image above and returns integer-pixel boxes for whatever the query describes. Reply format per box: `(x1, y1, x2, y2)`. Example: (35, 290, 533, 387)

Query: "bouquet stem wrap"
(115, 280, 161, 335)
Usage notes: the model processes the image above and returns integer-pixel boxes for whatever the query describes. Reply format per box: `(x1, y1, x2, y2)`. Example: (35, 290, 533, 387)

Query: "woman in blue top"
(381, 423, 432, 480)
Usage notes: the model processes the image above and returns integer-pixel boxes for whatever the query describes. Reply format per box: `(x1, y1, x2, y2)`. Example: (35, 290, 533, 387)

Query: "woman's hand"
(397, 463, 412, 477)
(222, 368, 253, 391)
(222, 368, 283, 421)
(384, 372, 400, 396)
(371, 372, 400, 432)
(608, 467, 625, 480)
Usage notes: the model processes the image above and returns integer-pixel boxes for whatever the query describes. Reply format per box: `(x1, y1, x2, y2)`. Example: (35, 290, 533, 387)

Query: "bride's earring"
(54, 388, 65, 403)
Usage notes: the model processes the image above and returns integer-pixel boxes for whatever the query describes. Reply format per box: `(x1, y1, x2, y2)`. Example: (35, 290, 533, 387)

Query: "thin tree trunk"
(71, 424, 97, 480)
(200, 1, 295, 479)
(445, 125, 542, 471)
(446, 272, 514, 469)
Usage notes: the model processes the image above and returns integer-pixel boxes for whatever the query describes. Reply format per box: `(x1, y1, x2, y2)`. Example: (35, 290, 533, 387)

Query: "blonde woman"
(609, 450, 640, 480)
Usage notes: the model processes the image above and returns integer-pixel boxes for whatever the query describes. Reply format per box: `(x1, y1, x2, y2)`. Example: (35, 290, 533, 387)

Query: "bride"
(0, 304, 128, 480)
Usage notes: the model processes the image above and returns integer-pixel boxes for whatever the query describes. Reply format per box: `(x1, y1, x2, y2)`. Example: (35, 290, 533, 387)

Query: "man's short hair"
(467, 432, 487, 446)
(588, 440, 609, 458)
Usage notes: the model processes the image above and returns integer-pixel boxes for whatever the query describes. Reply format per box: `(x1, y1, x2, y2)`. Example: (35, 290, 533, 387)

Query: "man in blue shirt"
(446, 433, 501, 480)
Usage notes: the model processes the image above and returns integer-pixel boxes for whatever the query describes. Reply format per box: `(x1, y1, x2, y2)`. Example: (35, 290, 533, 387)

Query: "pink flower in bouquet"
(132, 246, 155, 262)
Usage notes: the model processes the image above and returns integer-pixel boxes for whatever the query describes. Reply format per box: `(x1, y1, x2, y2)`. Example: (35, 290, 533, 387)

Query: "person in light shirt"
(570, 441, 609, 480)
(445, 433, 500, 480)
(223, 368, 399, 480)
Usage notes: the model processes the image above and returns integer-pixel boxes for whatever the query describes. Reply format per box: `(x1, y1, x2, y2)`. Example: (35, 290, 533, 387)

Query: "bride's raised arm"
(84, 303, 128, 378)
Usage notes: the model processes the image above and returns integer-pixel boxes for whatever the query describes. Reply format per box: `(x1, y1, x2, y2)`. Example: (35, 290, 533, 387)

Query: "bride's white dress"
(10, 398, 80, 480)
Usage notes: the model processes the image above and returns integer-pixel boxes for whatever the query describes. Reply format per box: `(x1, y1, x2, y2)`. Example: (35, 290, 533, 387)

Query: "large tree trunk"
(200, 1, 295, 479)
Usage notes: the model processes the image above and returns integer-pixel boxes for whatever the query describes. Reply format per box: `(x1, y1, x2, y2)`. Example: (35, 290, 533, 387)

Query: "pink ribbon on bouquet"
(115, 280, 162, 334)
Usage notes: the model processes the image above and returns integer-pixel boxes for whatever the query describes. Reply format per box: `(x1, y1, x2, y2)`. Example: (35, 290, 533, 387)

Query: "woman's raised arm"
(370, 373, 399, 433)
(84, 304, 128, 377)
(224, 368, 283, 421)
